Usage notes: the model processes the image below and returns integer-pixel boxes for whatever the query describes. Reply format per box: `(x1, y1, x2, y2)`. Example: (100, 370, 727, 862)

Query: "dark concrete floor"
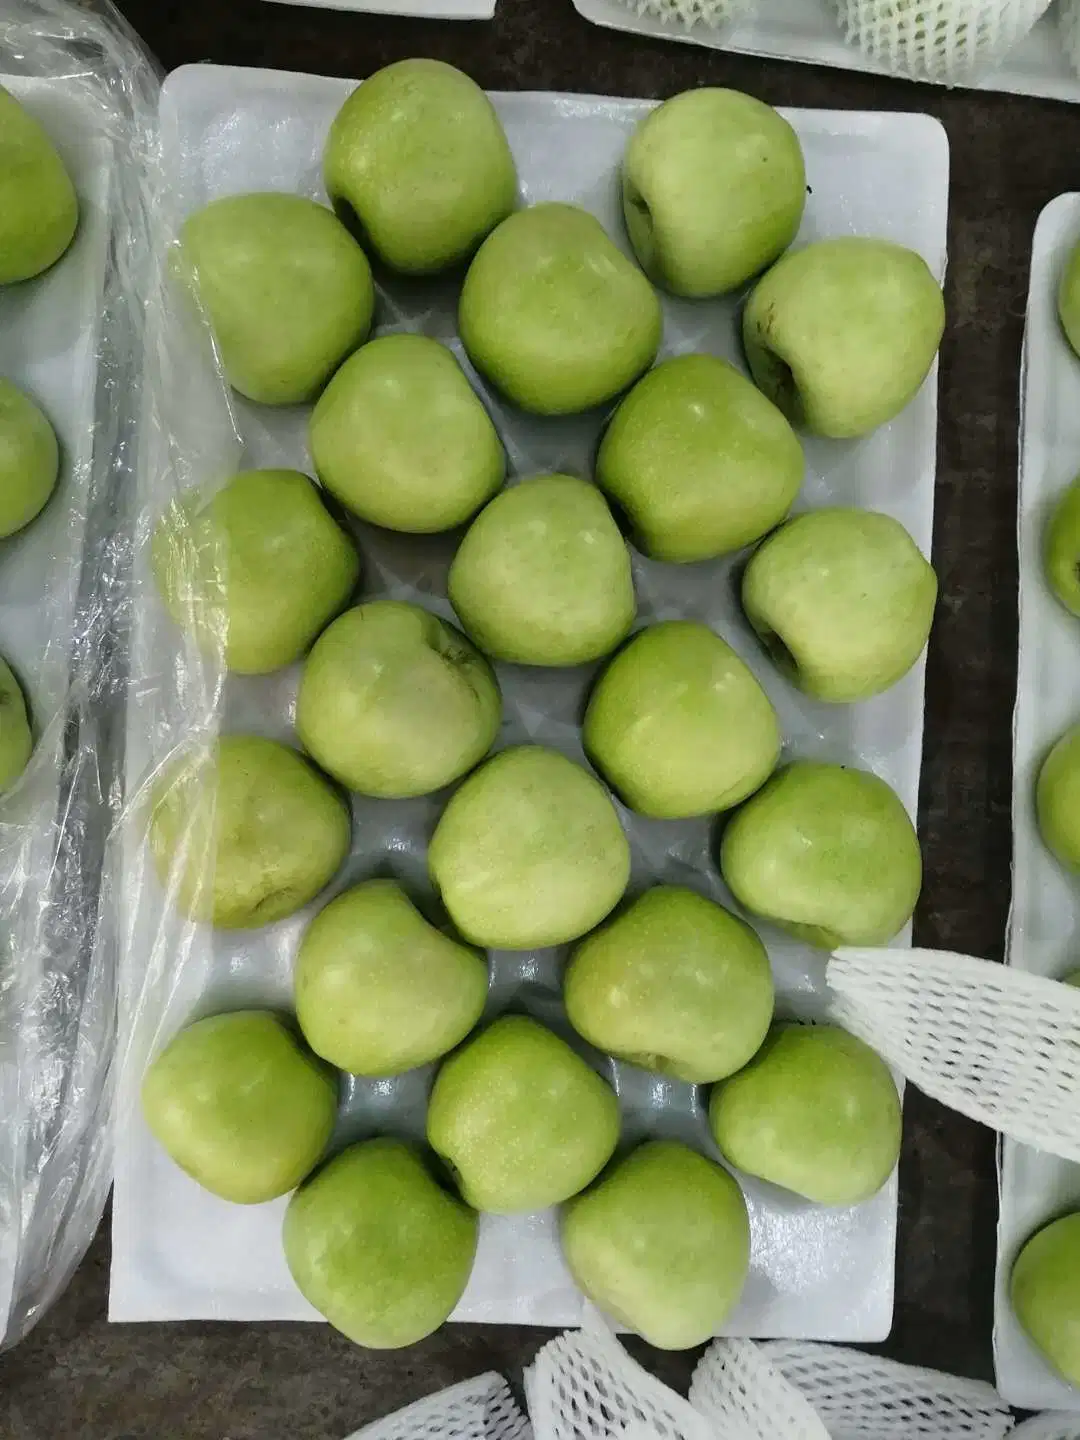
(1, 0, 1061, 1432)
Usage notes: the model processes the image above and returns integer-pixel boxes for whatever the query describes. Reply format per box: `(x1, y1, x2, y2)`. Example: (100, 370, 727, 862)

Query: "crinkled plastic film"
(0, 0, 158, 1347)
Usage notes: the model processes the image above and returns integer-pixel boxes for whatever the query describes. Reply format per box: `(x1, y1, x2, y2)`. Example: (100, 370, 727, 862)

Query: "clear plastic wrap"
(0, 0, 159, 1346)
(107, 68, 946, 1336)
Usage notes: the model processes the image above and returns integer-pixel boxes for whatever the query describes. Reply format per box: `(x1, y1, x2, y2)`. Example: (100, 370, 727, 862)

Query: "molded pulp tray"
(109, 65, 948, 1338)
(996, 193, 1080, 1411)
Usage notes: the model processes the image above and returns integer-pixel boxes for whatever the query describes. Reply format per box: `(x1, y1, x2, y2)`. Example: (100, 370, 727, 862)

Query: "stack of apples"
(0, 87, 83, 792)
(141, 62, 945, 1353)
(1006, 240, 1080, 1391)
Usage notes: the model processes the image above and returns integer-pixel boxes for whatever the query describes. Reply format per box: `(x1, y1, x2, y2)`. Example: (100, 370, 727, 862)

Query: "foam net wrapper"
(0, 0, 157, 1349)
(606, 0, 753, 30)
(827, 947, 1080, 1163)
(831, 0, 1053, 84)
(343, 1374, 531, 1440)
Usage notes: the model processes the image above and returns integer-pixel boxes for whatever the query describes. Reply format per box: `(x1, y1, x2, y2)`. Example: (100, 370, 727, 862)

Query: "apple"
(0, 379, 59, 538)
(284, 1138, 478, 1348)
(1036, 723, 1080, 872)
(177, 192, 373, 405)
(742, 507, 937, 703)
(459, 203, 662, 415)
(561, 1139, 750, 1348)
(1044, 476, 1080, 617)
(151, 469, 359, 675)
(448, 475, 635, 666)
(426, 1013, 619, 1213)
(148, 734, 350, 928)
(742, 236, 945, 438)
(310, 334, 504, 533)
(595, 354, 804, 562)
(428, 745, 630, 949)
(0, 657, 32, 792)
(1059, 238, 1080, 360)
(296, 600, 501, 798)
(1012, 1212, 1080, 1385)
(294, 879, 488, 1076)
(719, 759, 921, 947)
(621, 88, 805, 299)
(324, 59, 516, 276)
(565, 886, 773, 1084)
(141, 1009, 337, 1203)
(583, 620, 780, 819)
(709, 1022, 901, 1206)
(0, 86, 78, 284)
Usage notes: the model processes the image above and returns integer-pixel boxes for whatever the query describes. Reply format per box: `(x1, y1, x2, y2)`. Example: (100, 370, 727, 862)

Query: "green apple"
(0, 379, 59, 537)
(1044, 475, 1080, 616)
(310, 334, 504, 533)
(296, 600, 501, 798)
(583, 620, 780, 819)
(561, 1139, 749, 1348)
(621, 88, 805, 299)
(324, 59, 516, 276)
(428, 745, 630, 949)
(565, 886, 773, 1084)
(1012, 1211, 1080, 1384)
(148, 734, 350, 928)
(742, 507, 937, 703)
(1036, 723, 1080, 872)
(284, 1138, 478, 1348)
(448, 475, 635, 666)
(427, 1014, 619, 1213)
(567, 881, 777, 1082)
(151, 469, 359, 675)
(459, 203, 662, 416)
(141, 1009, 336, 1203)
(0, 86, 78, 284)
(1059, 239, 1080, 360)
(295, 879, 488, 1076)
(0, 657, 32, 792)
(709, 1022, 901, 1206)
(719, 760, 921, 947)
(177, 192, 373, 405)
(596, 354, 803, 562)
(742, 237, 945, 438)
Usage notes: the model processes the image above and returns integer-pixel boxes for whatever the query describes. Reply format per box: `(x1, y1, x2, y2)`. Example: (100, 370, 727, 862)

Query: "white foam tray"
(995, 194, 1080, 1411)
(574, 0, 1080, 104)
(109, 64, 948, 1340)
(0, 76, 111, 1335)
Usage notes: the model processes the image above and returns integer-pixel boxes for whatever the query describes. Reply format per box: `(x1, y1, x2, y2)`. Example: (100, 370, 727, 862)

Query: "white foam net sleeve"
(827, 947, 1080, 1162)
(606, 0, 753, 31)
(525, 1306, 711, 1440)
(689, 1338, 832, 1440)
(758, 1341, 1012, 1440)
(831, 0, 1053, 84)
(344, 1374, 531, 1440)
(1060, 0, 1080, 77)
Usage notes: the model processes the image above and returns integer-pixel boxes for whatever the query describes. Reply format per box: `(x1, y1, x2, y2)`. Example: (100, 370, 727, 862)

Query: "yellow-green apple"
(719, 759, 921, 947)
(1011, 1212, 1080, 1385)
(459, 203, 662, 415)
(426, 1014, 619, 1212)
(583, 620, 780, 819)
(1037, 723, 1080, 872)
(296, 600, 501, 798)
(151, 469, 359, 674)
(448, 474, 635, 666)
(0, 86, 78, 283)
(0, 658, 31, 791)
(141, 1010, 336, 1203)
(0, 379, 59, 536)
(709, 1022, 901, 1205)
(621, 88, 805, 298)
(148, 734, 350, 928)
(294, 879, 488, 1076)
(428, 745, 630, 949)
(1044, 475, 1080, 617)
